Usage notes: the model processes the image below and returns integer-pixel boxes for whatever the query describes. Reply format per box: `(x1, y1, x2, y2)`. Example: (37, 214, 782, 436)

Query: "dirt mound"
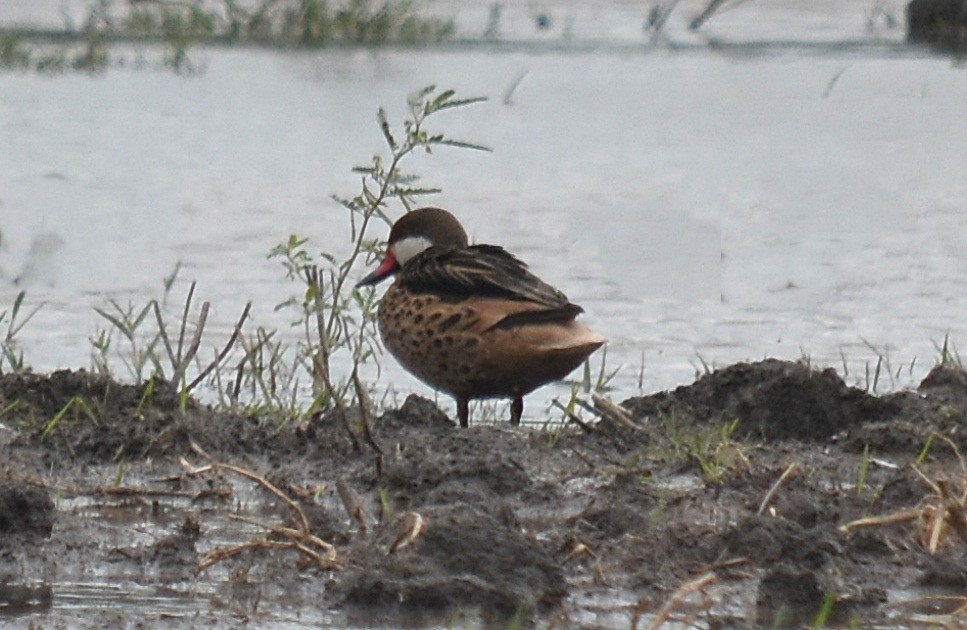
(375, 394, 532, 505)
(917, 363, 967, 420)
(338, 503, 565, 622)
(382, 429, 532, 507)
(867, 363, 967, 452)
(622, 359, 895, 441)
(317, 395, 564, 621)
(0, 370, 309, 464)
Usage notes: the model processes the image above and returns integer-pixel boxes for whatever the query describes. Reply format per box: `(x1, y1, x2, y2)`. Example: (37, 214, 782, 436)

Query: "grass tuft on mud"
(0, 369, 303, 464)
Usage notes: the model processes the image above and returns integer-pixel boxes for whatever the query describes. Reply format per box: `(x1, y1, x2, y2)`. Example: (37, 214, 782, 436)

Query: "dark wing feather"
(399, 245, 582, 317)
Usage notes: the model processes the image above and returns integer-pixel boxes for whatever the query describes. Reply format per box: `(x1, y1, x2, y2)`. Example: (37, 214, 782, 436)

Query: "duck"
(356, 207, 605, 427)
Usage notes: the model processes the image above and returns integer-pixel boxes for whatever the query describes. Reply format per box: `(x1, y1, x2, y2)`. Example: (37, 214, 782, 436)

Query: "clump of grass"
(542, 346, 629, 432)
(581, 345, 621, 394)
(90, 299, 162, 383)
(324, 0, 455, 46)
(41, 396, 99, 440)
(654, 414, 751, 484)
(934, 333, 963, 369)
(213, 323, 315, 424)
(88, 275, 251, 409)
(858, 339, 892, 393)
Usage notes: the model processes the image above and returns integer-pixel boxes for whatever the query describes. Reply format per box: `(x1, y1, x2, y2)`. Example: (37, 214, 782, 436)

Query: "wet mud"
(1, 359, 965, 627)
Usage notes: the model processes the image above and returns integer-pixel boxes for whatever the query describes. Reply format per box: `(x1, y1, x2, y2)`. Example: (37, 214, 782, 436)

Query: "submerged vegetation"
(0, 0, 455, 72)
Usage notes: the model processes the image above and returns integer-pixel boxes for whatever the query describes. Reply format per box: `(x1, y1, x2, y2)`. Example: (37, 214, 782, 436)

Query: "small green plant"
(581, 345, 621, 393)
(88, 279, 250, 406)
(916, 432, 937, 465)
(934, 333, 963, 369)
(92, 299, 162, 383)
(692, 353, 713, 377)
(811, 593, 836, 629)
(660, 414, 749, 484)
(41, 396, 99, 439)
(861, 339, 896, 392)
(134, 378, 157, 420)
(545, 384, 581, 439)
(217, 325, 307, 423)
(0, 290, 41, 375)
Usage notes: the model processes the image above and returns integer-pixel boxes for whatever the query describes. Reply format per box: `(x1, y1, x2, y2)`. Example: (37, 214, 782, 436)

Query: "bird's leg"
(457, 396, 469, 428)
(510, 397, 523, 426)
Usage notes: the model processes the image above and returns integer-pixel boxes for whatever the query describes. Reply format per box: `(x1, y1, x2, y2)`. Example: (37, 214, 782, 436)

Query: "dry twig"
(758, 463, 799, 515)
(561, 541, 594, 565)
(590, 394, 642, 431)
(643, 571, 718, 630)
(352, 367, 383, 456)
(633, 558, 749, 630)
(840, 436, 967, 553)
(893, 594, 967, 625)
(388, 511, 425, 553)
(185, 301, 251, 393)
(551, 398, 594, 433)
(181, 442, 339, 571)
(337, 478, 371, 534)
(839, 508, 924, 535)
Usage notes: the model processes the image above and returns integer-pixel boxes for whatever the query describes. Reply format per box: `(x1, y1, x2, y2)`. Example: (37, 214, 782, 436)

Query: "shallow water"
(2, 1, 967, 425)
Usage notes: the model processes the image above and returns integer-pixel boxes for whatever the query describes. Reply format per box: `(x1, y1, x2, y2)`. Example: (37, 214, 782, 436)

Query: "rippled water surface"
(2, 0, 967, 422)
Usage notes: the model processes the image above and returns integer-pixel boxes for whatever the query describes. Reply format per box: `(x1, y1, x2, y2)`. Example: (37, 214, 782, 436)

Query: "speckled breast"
(377, 283, 484, 397)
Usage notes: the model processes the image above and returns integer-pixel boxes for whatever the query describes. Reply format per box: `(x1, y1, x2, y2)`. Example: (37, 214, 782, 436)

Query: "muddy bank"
(0, 359, 965, 627)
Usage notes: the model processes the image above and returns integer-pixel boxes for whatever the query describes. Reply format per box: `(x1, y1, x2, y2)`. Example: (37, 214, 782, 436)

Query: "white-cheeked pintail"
(357, 207, 605, 427)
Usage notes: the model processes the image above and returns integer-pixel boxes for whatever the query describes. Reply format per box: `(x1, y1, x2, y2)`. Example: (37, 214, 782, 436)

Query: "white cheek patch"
(391, 236, 433, 265)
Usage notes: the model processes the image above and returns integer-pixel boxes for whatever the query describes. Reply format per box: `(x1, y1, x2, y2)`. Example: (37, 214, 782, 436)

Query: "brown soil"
(1, 359, 966, 627)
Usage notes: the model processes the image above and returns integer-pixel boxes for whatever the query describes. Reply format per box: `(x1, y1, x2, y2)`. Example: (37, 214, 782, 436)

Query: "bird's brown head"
(356, 207, 469, 287)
